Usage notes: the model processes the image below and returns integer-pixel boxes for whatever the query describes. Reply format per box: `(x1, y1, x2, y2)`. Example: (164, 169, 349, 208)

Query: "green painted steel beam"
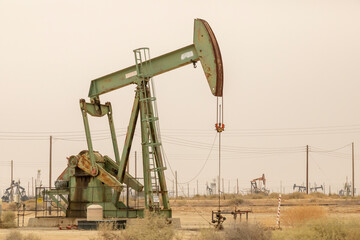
(117, 90, 140, 183)
(88, 44, 198, 98)
(103, 155, 143, 192)
(46, 191, 67, 214)
(106, 103, 121, 166)
(80, 99, 98, 176)
(88, 19, 223, 98)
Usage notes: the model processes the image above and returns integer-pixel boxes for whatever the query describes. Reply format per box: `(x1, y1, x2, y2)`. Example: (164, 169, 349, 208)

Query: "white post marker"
(276, 194, 282, 228)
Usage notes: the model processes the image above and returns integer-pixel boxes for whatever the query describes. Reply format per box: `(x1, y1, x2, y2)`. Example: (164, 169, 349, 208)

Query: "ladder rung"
(145, 142, 161, 147)
(139, 97, 156, 102)
(141, 117, 159, 122)
(149, 167, 165, 171)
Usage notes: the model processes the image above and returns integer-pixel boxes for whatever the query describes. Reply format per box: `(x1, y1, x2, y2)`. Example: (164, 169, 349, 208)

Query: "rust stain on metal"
(68, 155, 78, 167)
(57, 168, 67, 181)
(198, 19, 223, 97)
(77, 154, 123, 192)
(74, 176, 90, 203)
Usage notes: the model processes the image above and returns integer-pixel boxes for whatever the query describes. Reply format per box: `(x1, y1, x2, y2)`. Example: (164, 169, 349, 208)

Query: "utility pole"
(10, 160, 13, 202)
(49, 136, 52, 189)
(11, 160, 13, 184)
(175, 171, 178, 199)
(237, 178, 239, 194)
(306, 145, 309, 194)
(352, 142, 355, 197)
(187, 183, 189, 198)
(218, 176, 220, 196)
(197, 180, 199, 195)
(32, 177, 34, 197)
(172, 180, 175, 198)
(222, 178, 224, 195)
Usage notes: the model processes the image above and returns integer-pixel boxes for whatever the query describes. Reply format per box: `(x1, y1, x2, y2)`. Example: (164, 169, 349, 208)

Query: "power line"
(177, 134, 218, 184)
(310, 143, 352, 152)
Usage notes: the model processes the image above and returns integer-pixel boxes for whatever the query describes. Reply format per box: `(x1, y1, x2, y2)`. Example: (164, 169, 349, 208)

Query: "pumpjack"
(250, 174, 269, 195)
(47, 19, 223, 218)
(310, 185, 323, 193)
(2, 180, 29, 203)
(293, 184, 307, 192)
(339, 180, 355, 196)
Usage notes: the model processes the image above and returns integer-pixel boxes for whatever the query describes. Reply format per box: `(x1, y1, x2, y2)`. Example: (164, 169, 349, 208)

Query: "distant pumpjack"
(310, 185, 323, 193)
(250, 174, 269, 195)
(339, 181, 355, 196)
(1, 180, 29, 203)
(293, 184, 307, 192)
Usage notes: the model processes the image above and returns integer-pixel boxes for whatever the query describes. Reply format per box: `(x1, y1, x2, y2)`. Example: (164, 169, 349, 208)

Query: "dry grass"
(90, 212, 177, 240)
(243, 194, 266, 199)
(197, 223, 271, 240)
(89, 222, 122, 240)
(273, 218, 360, 240)
(225, 223, 272, 240)
(2, 202, 17, 211)
(282, 206, 326, 226)
(4, 231, 41, 240)
(24, 199, 36, 211)
(227, 197, 244, 206)
(121, 212, 177, 240)
(197, 228, 222, 240)
(172, 193, 360, 202)
(283, 192, 306, 199)
(1, 211, 17, 228)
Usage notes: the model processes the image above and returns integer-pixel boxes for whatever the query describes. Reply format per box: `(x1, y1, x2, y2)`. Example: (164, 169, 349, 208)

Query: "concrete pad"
(28, 217, 86, 227)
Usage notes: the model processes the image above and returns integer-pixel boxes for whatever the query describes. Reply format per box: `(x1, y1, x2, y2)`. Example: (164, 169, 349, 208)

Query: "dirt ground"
(1, 197, 360, 240)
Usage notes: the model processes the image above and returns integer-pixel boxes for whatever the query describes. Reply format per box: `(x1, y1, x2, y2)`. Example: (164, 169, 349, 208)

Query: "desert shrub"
(3, 202, 17, 211)
(90, 212, 176, 240)
(24, 199, 36, 211)
(228, 197, 244, 206)
(269, 192, 280, 199)
(1, 211, 17, 228)
(309, 192, 326, 198)
(273, 219, 360, 240)
(192, 194, 202, 199)
(284, 192, 306, 199)
(282, 206, 326, 226)
(328, 193, 341, 199)
(4, 231, 41, 240)
(197, 228, 223, 240)
(197, 223, 271, 240)
(225, 222, 272, 240)
(89, 222, 121, 240)
(121, 212, 175, 240)
(191, 194, 220, 200)
(244, 194, 266, 199)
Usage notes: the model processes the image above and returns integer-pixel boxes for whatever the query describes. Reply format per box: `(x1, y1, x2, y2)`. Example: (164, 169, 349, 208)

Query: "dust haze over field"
(1, 1, 360, 196)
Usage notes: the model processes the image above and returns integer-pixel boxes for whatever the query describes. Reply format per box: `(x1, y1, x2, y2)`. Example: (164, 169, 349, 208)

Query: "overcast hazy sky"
(1, 0, 360, 195)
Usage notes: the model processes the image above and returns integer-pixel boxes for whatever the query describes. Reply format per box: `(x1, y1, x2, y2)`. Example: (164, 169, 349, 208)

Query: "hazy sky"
(1, 0, 360, 196)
